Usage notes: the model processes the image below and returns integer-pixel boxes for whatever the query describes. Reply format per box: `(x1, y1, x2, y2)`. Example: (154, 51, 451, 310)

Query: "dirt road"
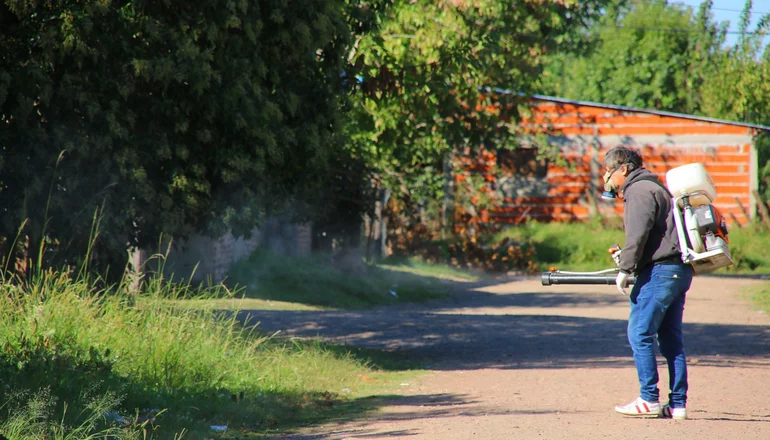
(247, 275, 770, 440)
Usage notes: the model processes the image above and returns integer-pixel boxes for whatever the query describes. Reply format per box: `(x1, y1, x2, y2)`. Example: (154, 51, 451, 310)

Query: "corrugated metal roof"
(488, 88, 770, 131)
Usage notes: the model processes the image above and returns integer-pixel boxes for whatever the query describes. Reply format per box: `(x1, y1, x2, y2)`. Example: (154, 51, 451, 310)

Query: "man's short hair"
(602, 146, 643, 172)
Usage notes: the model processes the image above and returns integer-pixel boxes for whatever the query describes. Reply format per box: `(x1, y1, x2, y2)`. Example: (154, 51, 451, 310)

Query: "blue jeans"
(627, 263, 693, 408)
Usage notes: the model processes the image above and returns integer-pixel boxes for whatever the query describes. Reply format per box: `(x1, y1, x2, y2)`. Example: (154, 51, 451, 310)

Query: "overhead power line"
(674, 4, 770, 16)
(711, 6, 770, 15)
(599, 24, 767, 35)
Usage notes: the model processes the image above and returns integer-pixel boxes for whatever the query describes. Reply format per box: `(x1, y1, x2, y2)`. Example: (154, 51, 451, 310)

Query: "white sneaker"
(661, 403, 687, 420)
(614, 397, 662, 417)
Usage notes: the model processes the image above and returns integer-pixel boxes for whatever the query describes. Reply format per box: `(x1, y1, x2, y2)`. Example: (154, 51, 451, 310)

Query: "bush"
(446, 236, 538, 273)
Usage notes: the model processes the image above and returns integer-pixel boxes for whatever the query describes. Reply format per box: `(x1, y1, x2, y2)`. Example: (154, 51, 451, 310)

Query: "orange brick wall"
(484, 100, 758, 226)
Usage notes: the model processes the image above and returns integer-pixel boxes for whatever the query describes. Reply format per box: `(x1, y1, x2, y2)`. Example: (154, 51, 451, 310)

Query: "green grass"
(0, 246, 478, 438)
(719, 225, 770, 273)
(493, 219, 626, 272)
(5, 220, 764, 439)
(377, 255, 482, 282)
(224, 249, 462, 309)
(746, 282, 770, 315)
(493, 220, 770, 275)
(166, 297, 322, 312)
(0, 269, 424, 439)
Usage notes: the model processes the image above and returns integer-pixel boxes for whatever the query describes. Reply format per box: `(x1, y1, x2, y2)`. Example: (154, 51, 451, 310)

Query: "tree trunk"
(441, 152, 455, 239)
(380, 188, 391, 258)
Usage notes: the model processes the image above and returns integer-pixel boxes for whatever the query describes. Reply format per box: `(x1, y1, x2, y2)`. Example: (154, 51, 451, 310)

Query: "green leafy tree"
(699, 0, 770, 202)
(542, 0, 726, 113)
(345, 0, 609, 235)
(0, 0, 351, 276)
(700, 1, 770, 124)
(541, 0, 770, 203)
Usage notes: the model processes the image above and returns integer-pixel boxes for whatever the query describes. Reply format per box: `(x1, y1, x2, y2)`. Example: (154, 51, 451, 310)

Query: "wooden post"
(585, 188, 599, 219)
(751, 190, 770, 228)
(365, 212, 375, 263)
(588, 140, 600, 218)
(728, 212, 742, 229)
(380, 188, 391, 258)
(735, 196, 752, 224)
(441, 152, 455, 239)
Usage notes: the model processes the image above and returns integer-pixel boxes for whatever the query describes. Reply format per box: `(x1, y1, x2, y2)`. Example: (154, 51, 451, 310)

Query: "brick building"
(483, 95, 769, 227)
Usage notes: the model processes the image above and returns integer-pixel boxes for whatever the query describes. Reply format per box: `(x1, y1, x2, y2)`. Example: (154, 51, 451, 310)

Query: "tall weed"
(0, 262, 393, 438)
(0, 388, 143, 440)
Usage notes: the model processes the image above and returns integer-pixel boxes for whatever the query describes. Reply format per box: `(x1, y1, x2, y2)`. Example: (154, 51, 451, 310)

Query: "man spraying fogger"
(601, 146, 692, 420)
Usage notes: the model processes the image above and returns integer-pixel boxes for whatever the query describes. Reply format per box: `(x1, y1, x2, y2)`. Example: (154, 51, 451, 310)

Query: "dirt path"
(244, 275, 770, 440)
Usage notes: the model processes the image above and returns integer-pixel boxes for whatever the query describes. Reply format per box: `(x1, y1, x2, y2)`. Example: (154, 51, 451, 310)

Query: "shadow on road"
(439, 289, 628, 309)
(267, 390, 602, 440)
(699, 412, 770, 423)
(267, 392, 577, 440)
(241, 275, 770, 439)
(236, 278, 770, 371)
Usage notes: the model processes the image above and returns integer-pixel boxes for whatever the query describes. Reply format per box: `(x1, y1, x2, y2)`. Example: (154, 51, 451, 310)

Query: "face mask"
(601, 167, 620, 200)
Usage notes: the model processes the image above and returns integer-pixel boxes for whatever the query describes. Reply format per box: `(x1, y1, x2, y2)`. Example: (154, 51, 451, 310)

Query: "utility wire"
(598, 24, 767, 35)
(669, 2, 770, 16)
(711, 6, 770, 15)
(649, 2, 770, 35)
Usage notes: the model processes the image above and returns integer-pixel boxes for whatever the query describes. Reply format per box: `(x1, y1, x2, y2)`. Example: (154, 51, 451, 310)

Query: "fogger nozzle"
(541, 271, 636, 286)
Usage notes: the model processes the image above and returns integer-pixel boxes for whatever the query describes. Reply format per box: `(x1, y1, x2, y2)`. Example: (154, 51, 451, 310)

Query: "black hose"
(541, 272, 637, 286)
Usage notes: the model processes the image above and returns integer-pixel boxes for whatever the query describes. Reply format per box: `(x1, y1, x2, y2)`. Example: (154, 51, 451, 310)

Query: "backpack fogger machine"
(541, 163, 733, 287)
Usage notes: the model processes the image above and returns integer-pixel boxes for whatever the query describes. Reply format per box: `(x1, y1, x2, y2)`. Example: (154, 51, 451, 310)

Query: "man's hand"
(612, 249, 622, 267)
(616, 270, 630, 295)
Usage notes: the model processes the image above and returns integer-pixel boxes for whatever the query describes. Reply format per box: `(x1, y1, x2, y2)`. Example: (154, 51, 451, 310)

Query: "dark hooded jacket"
(618, 167, 681, 274)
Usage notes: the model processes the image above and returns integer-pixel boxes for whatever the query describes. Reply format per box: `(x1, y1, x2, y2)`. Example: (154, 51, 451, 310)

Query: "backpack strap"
(628, 175, 672, 197)
(625, 175, 675, 238)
